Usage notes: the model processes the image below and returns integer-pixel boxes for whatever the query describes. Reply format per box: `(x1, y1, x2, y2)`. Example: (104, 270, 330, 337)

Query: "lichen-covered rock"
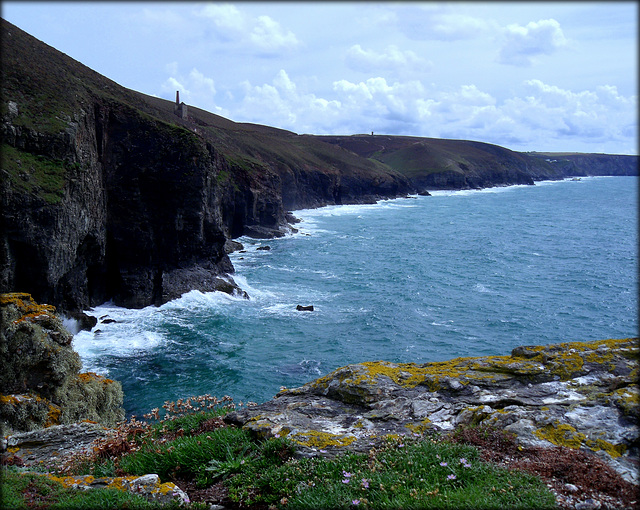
(27, 472, 189, 505)
(0, 293, 79, 399)
(0, 293, 124, 435)
(225, 338, 639, 484)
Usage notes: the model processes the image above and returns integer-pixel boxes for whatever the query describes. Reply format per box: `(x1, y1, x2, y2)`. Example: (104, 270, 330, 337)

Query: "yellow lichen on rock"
(534, 421, 587, 449)
(0, 292, 57, 324)
(289, 430, 356, 449)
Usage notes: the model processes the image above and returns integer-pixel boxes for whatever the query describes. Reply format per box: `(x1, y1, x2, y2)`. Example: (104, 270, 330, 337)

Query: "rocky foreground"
(1, 293, 637, 506)
(226, 338, 639, 485)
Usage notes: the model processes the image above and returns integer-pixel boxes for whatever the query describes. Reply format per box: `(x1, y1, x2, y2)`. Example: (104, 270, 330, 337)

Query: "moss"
(1, 144, 70, 204)
(58, 373, 124, 426)
(610, 386, 639, 417)
(77, 372, 115, 385)
(44, 402, 62, 427)
(0, 292, 57, 322)
(585, 438, 627, 458)
(404, 419, 432, 435)
(0, 393, 55, 435)
(310, 338, 637, 400)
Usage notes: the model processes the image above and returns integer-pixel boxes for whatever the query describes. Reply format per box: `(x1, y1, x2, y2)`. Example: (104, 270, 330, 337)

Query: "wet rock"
(223, 239, 244, 254)
(225, 338, 639, 484)
(296, 305, 314, 311)
(64, 311, 97, 332)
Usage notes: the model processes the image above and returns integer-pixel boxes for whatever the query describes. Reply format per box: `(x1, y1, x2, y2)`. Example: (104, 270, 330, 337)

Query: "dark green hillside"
(527, 152, 638, 177)
(313, 135, 564, 189)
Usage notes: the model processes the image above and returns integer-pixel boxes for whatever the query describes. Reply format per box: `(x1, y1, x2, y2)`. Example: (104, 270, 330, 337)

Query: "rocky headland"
(1, 295, 638, 507)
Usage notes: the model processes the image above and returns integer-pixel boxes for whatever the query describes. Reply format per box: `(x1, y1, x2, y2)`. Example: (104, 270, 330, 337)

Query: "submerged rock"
(225, 337, 639, 484)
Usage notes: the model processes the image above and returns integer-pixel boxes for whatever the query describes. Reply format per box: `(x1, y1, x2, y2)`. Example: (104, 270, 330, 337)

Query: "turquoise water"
(72, 177, 638, 417)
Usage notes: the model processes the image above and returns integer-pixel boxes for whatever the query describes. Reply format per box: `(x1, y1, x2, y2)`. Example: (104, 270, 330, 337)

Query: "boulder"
(225, 338, 639, 484)
(0, 293, 124, 435)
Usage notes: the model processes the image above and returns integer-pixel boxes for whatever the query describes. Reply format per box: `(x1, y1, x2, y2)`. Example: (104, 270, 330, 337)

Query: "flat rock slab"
(225, 338, 639, 484)
(2, 422, 111, 469)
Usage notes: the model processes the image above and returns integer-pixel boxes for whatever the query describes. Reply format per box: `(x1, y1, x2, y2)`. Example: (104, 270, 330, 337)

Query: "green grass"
(225, 435, 556, 509)
(1, 397, 558, 509)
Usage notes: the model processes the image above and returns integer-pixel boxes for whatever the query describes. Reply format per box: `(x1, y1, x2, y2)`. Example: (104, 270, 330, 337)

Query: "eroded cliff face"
(2, 96, 240, 311)
(1, 20, 413, 311)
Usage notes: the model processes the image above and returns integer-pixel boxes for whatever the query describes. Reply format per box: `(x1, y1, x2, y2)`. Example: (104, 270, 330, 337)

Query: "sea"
(70, 176, 638, 418)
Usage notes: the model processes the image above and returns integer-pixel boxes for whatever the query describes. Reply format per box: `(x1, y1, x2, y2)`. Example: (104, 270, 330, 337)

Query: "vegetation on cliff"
(4, 393, 637, 509)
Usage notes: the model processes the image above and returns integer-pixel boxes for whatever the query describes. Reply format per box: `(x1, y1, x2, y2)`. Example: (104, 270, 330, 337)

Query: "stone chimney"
(174, 91, 188, 119)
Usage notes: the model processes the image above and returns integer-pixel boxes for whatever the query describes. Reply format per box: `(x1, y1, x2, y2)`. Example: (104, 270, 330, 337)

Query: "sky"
(2, 1, 638, 155)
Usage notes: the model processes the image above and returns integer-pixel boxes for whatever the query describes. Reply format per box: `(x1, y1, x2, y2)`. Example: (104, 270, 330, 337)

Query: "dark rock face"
(1, 101, 239, 311)
(225, 338, 639, 484)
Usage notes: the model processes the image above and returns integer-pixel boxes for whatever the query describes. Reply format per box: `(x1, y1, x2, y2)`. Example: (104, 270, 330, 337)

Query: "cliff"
(0, 293, 124, 435)
(0, 20, 412, 311)
(226, 337, 639, 485)
(1, 19, 637, 312)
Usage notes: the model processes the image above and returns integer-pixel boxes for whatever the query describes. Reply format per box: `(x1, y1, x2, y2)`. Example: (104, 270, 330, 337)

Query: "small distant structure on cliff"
(174, 91, 188, 120)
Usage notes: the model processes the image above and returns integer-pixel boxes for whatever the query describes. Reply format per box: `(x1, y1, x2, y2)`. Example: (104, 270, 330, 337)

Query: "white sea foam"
(61, 316, 82, 335)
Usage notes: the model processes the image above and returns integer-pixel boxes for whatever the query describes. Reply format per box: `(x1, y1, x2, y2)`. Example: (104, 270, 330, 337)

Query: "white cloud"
(160, 66, 220, 113)
(189, 68, 216, 95)
(250, 15, 299, 54)
(345, 44, 431, 73)
(237, 70, 342, 134)
(230, 70, 636, 152)
(498, 19, 568, 66)
(395, 5, 495, 41)
(198, 3, 245, 34)
(195, 5, 298, 55)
